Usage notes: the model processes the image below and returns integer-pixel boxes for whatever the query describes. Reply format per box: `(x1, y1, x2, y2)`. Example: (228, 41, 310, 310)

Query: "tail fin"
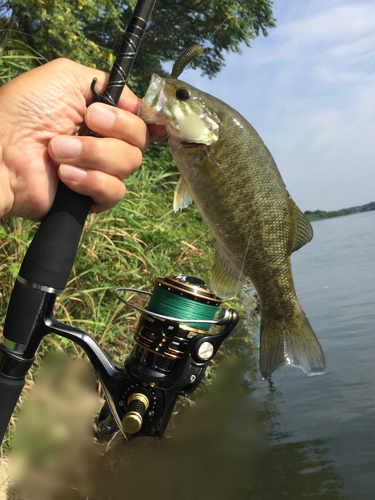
(259, 310, 326, 379)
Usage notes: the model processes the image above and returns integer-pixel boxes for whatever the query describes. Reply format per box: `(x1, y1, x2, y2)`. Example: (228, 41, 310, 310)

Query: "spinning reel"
(98, 274, 238, 439)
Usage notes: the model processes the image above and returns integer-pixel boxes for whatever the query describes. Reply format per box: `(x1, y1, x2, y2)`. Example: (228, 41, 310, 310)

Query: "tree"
(0, 0, 275, 93)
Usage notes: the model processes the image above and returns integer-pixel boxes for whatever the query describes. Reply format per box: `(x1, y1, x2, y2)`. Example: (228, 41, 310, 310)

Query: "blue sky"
(164, 0, 375, 212)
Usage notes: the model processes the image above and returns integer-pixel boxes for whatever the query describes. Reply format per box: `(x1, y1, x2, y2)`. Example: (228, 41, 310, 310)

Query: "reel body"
(99, 274, 239, 439)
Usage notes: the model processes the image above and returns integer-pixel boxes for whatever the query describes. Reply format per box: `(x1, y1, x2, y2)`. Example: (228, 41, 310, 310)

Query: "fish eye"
(175, 88, 190, 101)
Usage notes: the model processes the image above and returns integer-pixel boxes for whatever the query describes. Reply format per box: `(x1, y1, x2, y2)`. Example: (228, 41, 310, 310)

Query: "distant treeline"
(304, 201, 375, 221)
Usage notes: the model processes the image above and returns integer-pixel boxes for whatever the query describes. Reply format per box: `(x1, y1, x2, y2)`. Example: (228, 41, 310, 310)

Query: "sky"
(163, 0, 375, 212)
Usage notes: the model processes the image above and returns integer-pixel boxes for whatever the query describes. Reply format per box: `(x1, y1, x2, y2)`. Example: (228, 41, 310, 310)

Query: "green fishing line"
(147, 285, 218, 331)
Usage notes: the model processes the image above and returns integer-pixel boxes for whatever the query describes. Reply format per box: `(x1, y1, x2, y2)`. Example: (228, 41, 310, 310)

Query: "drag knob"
(122, 392, 150, 434)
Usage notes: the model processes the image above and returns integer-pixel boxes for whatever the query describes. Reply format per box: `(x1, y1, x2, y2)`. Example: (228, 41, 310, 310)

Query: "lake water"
(251, 210, 375, 499)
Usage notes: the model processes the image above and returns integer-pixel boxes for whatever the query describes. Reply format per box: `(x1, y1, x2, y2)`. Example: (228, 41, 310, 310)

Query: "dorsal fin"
(291, 202, 313, 252)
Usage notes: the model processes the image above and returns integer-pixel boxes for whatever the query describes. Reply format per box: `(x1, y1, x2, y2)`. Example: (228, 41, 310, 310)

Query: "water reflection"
(228, 320, 349, 500)
(248, 438, 349, 500)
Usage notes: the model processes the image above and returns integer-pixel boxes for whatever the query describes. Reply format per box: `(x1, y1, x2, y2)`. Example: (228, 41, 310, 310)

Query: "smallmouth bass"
(139, 66, 326, 379)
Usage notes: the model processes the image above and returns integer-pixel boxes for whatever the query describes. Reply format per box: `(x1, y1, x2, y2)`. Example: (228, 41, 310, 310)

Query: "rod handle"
(18, 183, 91, 291)
(0, 374, 25, 444)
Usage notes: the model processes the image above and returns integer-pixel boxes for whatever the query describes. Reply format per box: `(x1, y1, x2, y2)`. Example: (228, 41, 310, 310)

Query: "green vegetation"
(0, 146, 219, 446)
(0, 146, 257, 345)
(0, 145, 259, 453)
(0, 0, 275, 94)
(304, 201, 375, 221)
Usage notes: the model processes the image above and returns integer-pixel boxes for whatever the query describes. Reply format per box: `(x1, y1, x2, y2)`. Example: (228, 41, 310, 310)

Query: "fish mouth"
(180, 141, 207, 149)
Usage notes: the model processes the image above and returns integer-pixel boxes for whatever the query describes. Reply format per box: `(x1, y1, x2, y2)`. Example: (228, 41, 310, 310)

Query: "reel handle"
(122, 392, 150, 434)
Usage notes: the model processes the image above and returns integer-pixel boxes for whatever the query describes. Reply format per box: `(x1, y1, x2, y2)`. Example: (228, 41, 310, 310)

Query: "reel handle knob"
(122, 392, 150, 434)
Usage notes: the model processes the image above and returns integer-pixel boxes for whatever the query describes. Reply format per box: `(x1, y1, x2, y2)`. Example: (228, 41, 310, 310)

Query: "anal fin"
(210, 248, 245, 298)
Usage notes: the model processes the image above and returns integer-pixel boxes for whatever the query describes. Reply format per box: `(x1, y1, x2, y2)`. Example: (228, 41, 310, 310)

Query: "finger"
(118, 92, 140, 114)
(57, 166, 126, 213)
(48, 135, 143, 179)
(85, 103, 149, 150)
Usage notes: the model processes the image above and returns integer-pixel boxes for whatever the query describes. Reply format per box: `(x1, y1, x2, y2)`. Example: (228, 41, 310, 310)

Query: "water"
(251, 210, 375, 499)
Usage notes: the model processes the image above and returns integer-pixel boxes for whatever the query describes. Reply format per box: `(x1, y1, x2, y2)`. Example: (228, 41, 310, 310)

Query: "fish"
(138, 48, 326, 379)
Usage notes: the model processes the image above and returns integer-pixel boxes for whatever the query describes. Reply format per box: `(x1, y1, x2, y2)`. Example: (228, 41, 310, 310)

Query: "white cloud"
(276, 3, 375, 48)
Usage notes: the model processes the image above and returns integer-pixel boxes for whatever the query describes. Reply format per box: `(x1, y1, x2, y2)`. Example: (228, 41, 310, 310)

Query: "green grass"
(0, 36, 46, 85)
(0, 148, 223, 451)
(0, 51, 259, 458)
(0, 152, 216, 352)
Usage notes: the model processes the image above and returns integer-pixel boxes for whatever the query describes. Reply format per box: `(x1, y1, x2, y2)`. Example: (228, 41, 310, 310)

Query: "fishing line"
(189, 0, 273, 295)
(205, 0, 247, 42)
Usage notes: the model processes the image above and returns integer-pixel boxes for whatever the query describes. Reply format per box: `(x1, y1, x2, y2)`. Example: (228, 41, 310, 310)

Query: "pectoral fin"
(210, 248, 245, 298)
(291, 202, 313, 252)
(173, 176, 194, 212)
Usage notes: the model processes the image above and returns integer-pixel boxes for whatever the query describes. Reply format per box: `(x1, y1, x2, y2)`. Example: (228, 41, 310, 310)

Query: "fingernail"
(52, 137, 82, 159)
(59, 164, 87, 182)
(88, 104, 115, 129)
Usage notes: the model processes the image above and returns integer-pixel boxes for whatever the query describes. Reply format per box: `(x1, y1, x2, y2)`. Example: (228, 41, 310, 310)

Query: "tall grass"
(0, 36, 46, 85)
(0, 50, 258, 458)
(0, 46, 216, 406)
(0, 145, 222, 452)
(0, 152, 216, 356)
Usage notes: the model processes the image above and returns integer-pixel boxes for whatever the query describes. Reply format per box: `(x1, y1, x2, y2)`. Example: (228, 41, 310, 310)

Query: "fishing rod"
(0, 0, 239, 444)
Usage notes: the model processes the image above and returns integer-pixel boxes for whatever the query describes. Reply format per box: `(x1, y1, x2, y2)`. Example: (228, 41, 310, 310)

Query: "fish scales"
(139, 73, 326, 378)
(174, 106, 298, 315)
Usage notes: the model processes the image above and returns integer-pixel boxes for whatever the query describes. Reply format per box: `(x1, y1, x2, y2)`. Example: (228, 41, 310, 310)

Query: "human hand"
(0, 58, 166, 221)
